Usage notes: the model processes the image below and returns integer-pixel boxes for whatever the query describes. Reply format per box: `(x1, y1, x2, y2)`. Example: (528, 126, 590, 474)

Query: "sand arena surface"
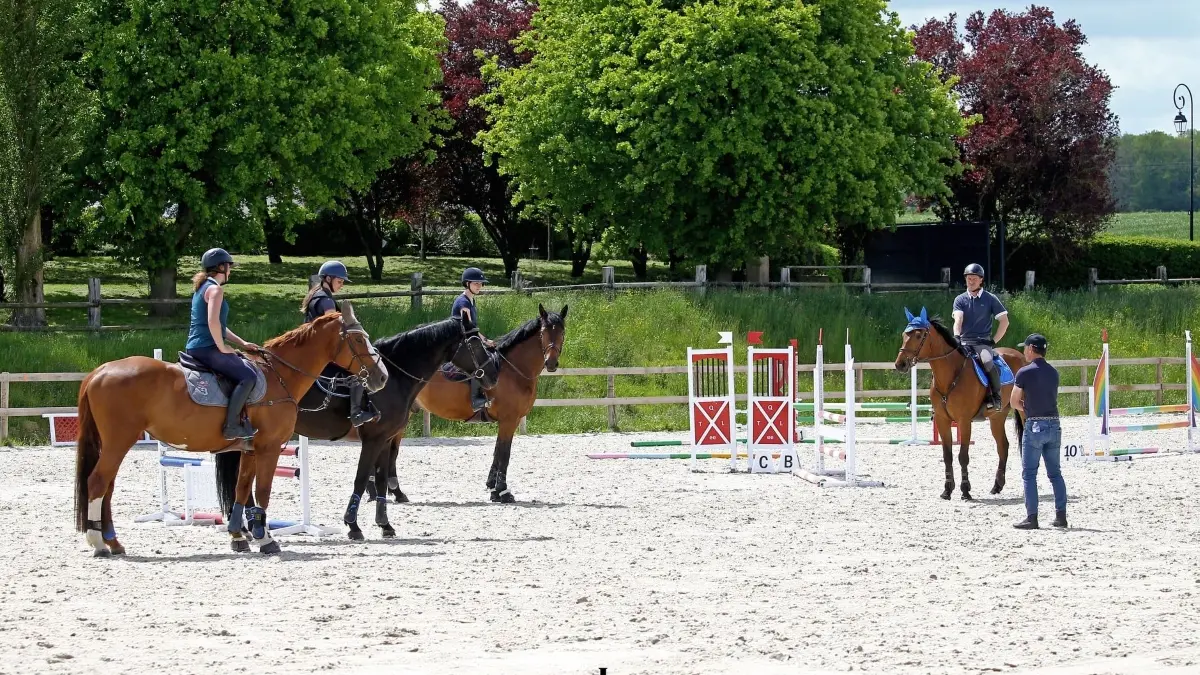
(2, 416, 1200, 674)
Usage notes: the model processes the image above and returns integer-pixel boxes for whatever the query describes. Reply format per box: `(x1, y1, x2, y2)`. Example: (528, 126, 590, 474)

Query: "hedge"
(1009, 234, 1200, 289)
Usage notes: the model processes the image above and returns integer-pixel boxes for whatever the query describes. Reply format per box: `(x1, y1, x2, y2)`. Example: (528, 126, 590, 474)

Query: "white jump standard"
(793, 339, 884, 488)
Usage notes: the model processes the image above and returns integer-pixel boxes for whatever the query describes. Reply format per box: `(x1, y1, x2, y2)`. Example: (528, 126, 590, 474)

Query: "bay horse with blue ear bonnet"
(895, 307, 1027, 500)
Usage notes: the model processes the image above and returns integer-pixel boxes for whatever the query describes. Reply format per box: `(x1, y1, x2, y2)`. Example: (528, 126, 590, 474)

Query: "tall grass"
(5, 283, 1200, 444)
(1104, 211, 1192, 240)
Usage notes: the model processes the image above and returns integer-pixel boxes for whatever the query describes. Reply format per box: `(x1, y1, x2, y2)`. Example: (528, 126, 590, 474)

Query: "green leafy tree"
(478, 0, 964, 269)
(0, 0, 94, 325)
(79, 0, 444, 311)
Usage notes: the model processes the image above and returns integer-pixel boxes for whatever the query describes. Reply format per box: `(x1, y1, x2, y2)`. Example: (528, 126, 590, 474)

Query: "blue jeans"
(185, 346, 257, 383)
(1022, 418, 1067, 517)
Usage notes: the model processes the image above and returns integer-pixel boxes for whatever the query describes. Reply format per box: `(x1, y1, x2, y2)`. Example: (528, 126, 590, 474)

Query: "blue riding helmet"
(201, 248, 236, 269)
(319, 260, 350, 282)
(963, 263, 985, 278)
(461, 267, 488, 285)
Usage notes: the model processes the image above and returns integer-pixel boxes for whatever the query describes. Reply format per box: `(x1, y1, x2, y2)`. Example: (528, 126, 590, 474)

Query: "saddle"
(439, 351, 502, 383)
(175, 352, 269, 408)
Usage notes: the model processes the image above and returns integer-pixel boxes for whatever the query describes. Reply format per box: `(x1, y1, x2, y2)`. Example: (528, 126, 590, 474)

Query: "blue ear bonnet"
(904, 307, 930, 333)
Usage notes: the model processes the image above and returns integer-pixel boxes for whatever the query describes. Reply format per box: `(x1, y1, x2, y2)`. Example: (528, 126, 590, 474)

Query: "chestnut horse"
(378, 303, 567, 504)
(894, 307, 1026, 500)
(216, 316, 498, 541)
(74, 304, 387, 556)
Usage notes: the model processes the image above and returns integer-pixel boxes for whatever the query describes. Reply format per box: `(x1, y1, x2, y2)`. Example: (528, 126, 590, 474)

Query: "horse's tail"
(1012, 407, 1025, 452)
(74, 377, 101, 533)
(214, 451, 243, 517)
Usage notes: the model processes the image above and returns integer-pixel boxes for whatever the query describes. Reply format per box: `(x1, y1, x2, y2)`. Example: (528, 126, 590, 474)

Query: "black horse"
(215, 316, 497, 540)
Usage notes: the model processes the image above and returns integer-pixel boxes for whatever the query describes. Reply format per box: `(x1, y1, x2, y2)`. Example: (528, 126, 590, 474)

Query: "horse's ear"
(341, 301, 358, 324)
(559, 304, 568, 321)
(904, 307, 914, 322)
(538, 303, 548, 322)
(919, 307, 927, 321)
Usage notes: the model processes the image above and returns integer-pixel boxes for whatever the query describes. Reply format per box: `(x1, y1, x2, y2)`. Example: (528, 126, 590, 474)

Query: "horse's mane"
(265, 312, 341, 349)
(926, 315, 960, 350)
(495, 309, 565, 354)
(374, 317, 466, 368)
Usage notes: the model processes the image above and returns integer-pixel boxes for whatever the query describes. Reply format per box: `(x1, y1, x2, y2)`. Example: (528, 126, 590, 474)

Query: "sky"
(888, 1, 1200, 135)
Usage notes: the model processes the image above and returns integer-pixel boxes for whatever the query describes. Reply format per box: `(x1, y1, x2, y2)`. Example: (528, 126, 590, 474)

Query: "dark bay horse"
(394, 303, 568, 503)
(214, 316, 496, 540)
(74, 305, 387, 556)
(894, 307, 1027, 500)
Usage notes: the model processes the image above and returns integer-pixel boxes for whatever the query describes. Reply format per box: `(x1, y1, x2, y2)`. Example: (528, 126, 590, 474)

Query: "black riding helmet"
(461, 267, 488, 288)
(963, 263, 985, 278)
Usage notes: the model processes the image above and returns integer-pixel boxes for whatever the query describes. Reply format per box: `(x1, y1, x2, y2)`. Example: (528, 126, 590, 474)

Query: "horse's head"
(331, 302, 389, 393)
(895, 306, 938, 374)
(537, 303, 568, 372)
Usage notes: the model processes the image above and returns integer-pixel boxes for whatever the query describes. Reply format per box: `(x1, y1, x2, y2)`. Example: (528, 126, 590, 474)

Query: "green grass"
(6, 252, 1200, 444)
(1104, 211, 1193, 239)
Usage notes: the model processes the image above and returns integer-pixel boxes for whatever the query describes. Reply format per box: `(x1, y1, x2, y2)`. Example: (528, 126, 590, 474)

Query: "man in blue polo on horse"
(953, 263, 1010, 410)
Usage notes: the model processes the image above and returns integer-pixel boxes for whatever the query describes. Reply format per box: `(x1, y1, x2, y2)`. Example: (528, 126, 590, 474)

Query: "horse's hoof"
(259, 540, 282, 555)
(380, 526, 396, 538)
(391, 489, 409, 504)
(990, 485, 1003, 495)
(940, 490, 952, 500)
(107, 543, 126, 556)
(348, 530, 365, 541)
(491, 490, 516, 504)
(92, 548, 111, 558)
(231, 539, 251, 553)
(962, 493, 974, 501)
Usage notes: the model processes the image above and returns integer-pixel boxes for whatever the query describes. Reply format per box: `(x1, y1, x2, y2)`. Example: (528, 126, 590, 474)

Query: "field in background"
(6, 251, 1200, 443)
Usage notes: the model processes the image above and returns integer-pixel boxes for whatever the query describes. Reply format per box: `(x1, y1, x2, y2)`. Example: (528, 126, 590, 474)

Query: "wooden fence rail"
(1, 263, 956, 332)
(2, 355, 1185, 440)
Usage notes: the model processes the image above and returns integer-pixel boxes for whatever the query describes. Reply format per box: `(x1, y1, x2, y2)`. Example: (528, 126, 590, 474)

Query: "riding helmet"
(461, 267, 488, 286)
(201, 248, 236, 269)
(319, 260, 351, 282)
(963, 263, 985, 278)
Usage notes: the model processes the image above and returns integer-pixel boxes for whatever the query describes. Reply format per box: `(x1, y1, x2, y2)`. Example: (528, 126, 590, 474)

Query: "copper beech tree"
(913, 6, 1119, 255)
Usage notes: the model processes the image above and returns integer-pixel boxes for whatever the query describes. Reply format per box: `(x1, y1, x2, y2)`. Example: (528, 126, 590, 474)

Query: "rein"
(248, 323, 377, 408)
(898, 328, 971, 412)
(495, 324, 561, 382)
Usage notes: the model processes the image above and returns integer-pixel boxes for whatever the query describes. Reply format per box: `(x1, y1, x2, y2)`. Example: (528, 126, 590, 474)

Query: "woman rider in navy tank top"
(185, 248, 260, 440)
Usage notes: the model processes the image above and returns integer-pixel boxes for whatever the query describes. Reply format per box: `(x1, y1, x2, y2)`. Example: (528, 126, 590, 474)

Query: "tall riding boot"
(349, 380, 380, 427)
(469, 378, 489, 412)
(223, 380, 258, 440)
(986, 366, 1003, 409)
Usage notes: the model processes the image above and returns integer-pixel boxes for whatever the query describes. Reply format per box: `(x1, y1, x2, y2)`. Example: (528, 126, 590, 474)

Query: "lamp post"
(1175, 83, 1194, 241)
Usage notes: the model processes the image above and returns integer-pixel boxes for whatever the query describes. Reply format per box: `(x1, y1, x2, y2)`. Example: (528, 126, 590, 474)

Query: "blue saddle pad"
(971, 354, 1015, 388)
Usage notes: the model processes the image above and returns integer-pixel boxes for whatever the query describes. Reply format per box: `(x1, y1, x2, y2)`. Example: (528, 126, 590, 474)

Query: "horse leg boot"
(223, 380, 257, 440)
(349, 380, 380, 427)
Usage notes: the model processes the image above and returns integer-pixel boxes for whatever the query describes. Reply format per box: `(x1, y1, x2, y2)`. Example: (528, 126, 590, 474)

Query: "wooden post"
(422, 410, 431, 437)
(1088, 268, 1099, 295)
(695, 265, 707, 297)
(856, 362, 864, 394)
(1024, 270, 1035, 291)
(607, 373, 617, 431)
(602, 266, 615, 300)
(0, 373, 8, 442)
(410, 272, 423, 312)
(862, 266, 872, 295)
(511, 270, 523, 290)
(308, 274, 320, 289)
(779, 267, 791, 294)
(519, 416, 527, 434)
(1157, 265, 1168, 284)
(1156, 358, 1164, 406)
(87, 277, 101, 330)
(940, 267, 951, 292)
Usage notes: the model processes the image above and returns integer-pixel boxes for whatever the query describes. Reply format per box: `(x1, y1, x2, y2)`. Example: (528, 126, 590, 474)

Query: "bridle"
(499, 320, 563, 381)
(253, 321, 379, 407)
(896, 326, 970, 411)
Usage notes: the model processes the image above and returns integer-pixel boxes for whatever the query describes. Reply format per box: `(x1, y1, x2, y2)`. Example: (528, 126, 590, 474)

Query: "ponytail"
(192, 270, 213, 291)
(300, 277, 331, 314)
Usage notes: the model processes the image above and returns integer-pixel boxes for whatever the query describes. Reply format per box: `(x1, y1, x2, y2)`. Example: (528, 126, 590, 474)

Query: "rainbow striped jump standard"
(1074, 330, 1200, 462)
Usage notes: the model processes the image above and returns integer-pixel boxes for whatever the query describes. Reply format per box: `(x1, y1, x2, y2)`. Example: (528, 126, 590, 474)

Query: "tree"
(478, 0, 965, 269)
(434, 0, 540, 279)
(79, 0, 444, 313)
(0, 0, 93, 326)
(913, 6, 1119, 255)
(1111, 131, 1197, 212)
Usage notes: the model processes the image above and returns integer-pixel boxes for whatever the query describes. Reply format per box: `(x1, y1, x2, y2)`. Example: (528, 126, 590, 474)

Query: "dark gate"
(864, 220, 1002, 288)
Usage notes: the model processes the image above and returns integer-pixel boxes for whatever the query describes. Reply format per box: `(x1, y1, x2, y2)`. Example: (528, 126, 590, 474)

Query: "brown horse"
(73, 304, 387, 556)
(393, 303, 568, 503)
(894, 307, 1026, 500)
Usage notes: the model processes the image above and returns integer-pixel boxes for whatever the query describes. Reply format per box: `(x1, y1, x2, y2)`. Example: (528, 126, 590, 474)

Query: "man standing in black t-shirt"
(1010, 333, 1068, 530)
